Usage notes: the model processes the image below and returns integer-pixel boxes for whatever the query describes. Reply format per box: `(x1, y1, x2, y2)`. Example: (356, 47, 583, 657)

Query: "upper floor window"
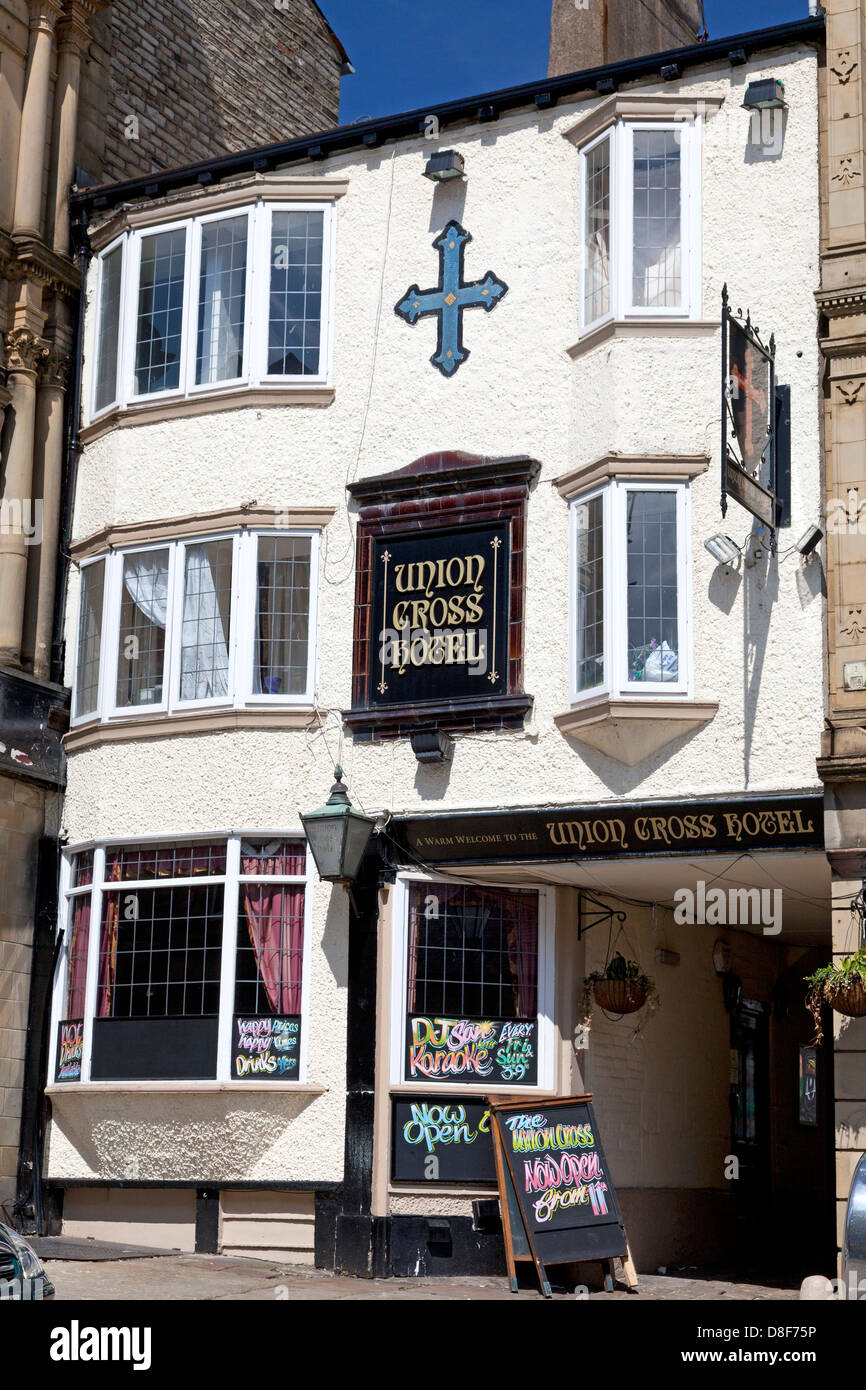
(571, 479, 692, 702)
(72, 529, 319, 724)
(91, 200, 336, 418)
(578, 116, 701, 335)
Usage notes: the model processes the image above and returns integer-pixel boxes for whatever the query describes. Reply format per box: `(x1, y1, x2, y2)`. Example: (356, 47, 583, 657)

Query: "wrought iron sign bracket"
(578, 891, 627, 942)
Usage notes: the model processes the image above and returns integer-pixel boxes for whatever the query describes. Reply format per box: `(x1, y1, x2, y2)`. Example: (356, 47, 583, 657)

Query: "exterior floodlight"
(300, 766, 377, 885)
(704, 534, 741, 565)
(796, 525, 823, 557)
(742, 79, 786, 110)
(423, 150, 465, 182)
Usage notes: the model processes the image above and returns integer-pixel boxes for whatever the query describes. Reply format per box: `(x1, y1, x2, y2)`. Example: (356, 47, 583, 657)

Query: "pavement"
(43, 1254, 801, 1301)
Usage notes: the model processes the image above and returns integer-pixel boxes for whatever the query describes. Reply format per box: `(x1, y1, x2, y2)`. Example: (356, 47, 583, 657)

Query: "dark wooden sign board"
(489, 1094, 637, 1299)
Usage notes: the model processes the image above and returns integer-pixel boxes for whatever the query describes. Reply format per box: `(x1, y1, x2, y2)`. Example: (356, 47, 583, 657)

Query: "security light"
(796, 525, 823, 557)
(704, 534, 741, 565)
(742, 79, 786, 111)
(423, 150, 465, 182)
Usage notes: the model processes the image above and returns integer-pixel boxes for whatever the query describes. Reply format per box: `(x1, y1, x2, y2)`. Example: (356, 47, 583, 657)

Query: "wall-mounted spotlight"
(742, 79, 786, 111)
(423, 150, 465, 182)
(704, 534, 741, 565)
(796, 524, 823, 557)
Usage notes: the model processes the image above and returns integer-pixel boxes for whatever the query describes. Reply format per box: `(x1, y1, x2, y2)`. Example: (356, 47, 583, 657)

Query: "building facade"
(0, 0, 347, 1227)
(42, 15, 839, 1279)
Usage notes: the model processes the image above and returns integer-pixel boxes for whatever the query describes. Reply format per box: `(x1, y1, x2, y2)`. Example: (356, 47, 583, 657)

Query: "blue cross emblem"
(395, 221, 508, 377)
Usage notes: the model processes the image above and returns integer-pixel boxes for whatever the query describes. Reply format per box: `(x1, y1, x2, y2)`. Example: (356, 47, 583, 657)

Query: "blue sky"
(323, 1, 810, 124)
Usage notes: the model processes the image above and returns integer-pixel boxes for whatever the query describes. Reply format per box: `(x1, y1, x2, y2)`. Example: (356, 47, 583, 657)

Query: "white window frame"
(579, 115, 702, 337)
(73, 555, 111, 721)
(88, 200, 337, 422)
(70, 529, 320, 726)
(49, 835, 313, 1087)
(569, 479, 693, 704)
(388, 873, 556, 1094)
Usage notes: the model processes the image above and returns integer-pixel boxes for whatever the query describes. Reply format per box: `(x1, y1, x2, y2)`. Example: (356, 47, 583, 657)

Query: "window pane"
(575, 496, 604, 692)
(74, 560, 105, 718)
(98, 884, 224, 1019)
(584, 138, 611, 323)
(626, 490, 679, 682)
(135, 229, 186, 394)
(65, 894, 92, 1018)
(407, 883, 538, 1020)
(180, 540, 233, 701)
(95, 246, 122, 412)
(632, 131, 682, 308)
(106, 842, 227, 882)
(234, 879, 305, 1016)
(116, 549, 169, 707)
(195, 215, 248, 384)
(267, 211, 324, 376)
(254, 536, 312, 695)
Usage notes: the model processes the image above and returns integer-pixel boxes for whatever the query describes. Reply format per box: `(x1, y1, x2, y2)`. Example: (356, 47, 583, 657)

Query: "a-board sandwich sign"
(489, 1094, 628, 1297)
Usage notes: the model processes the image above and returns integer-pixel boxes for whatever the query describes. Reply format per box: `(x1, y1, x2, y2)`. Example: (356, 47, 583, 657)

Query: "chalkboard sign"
(232, 1015, 301, 1080)
(490, 1094, 630, 1297)
(392, 1096, 495, 1183)
(405, 1016, 537, 1085)
(55, 1019, 84, 1083)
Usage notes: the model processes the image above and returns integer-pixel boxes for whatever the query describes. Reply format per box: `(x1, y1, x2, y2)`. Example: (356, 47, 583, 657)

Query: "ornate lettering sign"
(392, 794, 823, 866)
(347, 452, 538, 739)
(372, 523, 508, 705)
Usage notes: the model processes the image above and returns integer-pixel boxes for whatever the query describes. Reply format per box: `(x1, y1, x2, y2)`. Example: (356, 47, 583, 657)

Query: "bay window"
(52, 838, 311, 1084)
(571, 480, 692, 702)
(392, 878, 553, 1090)
(90, 199, 335, 418)
(578, 115, 701, 335)
(72, 528, 319, 725)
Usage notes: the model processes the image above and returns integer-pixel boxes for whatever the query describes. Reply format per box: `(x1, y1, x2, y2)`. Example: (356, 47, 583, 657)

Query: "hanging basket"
(592, 978, 647, 1016)
(826, 978, 866, 1019)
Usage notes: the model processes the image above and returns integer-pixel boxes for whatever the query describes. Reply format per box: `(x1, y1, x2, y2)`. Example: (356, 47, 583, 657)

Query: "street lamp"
(300, 766, 377, 885)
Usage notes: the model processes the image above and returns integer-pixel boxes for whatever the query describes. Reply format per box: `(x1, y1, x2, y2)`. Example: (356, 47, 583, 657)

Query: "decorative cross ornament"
(395, 221, 508, 377)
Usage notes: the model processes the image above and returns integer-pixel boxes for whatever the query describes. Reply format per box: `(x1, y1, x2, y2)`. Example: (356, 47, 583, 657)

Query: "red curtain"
(65, 896, 91, 1019)
(242, 855, 305, 1014)
(96, 859, 122, 1018)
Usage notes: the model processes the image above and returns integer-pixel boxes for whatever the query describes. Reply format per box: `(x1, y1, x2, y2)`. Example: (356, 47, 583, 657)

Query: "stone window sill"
(567, 319, 720, 361)
(65, 706, 320, 752)
(555, 697, 719, 765)
(81, 384, 335, 443)
(46, 1082, 327, 1097)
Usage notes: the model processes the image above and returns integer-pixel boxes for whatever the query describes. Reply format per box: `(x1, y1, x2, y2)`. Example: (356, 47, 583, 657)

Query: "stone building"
(0, 0, 347, 1226)
(41, 13, 839, 1282)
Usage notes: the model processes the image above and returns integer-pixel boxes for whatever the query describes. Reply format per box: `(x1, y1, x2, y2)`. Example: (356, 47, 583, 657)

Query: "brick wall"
(77, 0, 346, 184)
(0, 776, 47, 1216)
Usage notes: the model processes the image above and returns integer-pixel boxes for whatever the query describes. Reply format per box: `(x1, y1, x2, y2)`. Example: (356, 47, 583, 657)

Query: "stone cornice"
(71, 505, 337, 560)
(553, 452, 709, 500)
(9, 233, 80, 298)
(563, 92, 726, 149)
(816, 285, 866, 316)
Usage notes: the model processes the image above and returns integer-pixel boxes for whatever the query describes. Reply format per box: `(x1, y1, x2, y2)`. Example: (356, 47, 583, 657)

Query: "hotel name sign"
(394, 795, 824, 865)
(371, 521, 509, 705)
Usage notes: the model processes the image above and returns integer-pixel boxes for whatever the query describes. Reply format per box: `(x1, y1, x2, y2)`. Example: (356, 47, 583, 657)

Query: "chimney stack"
(549, 0, 704, 77)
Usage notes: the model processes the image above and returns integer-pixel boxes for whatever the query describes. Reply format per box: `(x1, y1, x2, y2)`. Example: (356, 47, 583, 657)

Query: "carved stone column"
(13, 0, 65, 239)
(0, 327, 50, 666)
(22, 337, 71, 678)
(50, 3, 104, 256)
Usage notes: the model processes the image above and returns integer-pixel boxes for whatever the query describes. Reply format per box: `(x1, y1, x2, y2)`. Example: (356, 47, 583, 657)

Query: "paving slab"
(43, 1255, 801, 1302)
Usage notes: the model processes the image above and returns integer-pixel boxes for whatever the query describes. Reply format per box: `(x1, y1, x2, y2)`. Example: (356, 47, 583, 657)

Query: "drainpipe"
(51, 206, 89, 686)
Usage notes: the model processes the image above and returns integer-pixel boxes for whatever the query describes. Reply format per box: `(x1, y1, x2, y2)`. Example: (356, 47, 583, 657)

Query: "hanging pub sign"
(489, 1094, 635, 1297)
(231, 1015, 301, 1080)
(346, 452, 538, 741)
(55, 1019, 84, 1083)
(392, 1096, 497, 1183)
(798, 1045, 818, 1127)
(721, 285, 779, 541)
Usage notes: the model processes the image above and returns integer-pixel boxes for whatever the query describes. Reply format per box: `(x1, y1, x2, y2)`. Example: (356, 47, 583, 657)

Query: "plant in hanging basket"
(581, 953, 660, 1026)
(805, 948, 866, 1045)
